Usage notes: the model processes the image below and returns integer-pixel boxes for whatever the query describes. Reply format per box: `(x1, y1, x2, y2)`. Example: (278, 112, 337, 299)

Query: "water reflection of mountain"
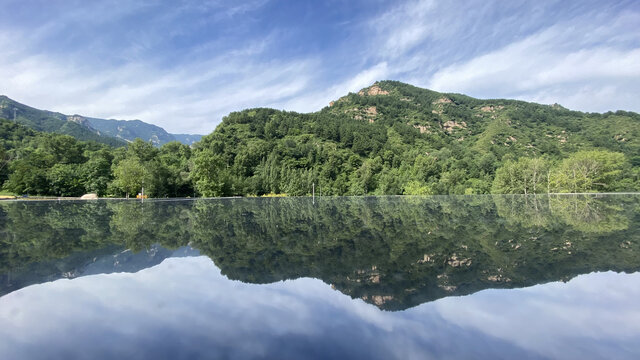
(0, 195, 638, 310)
(0, 243, 198, 297)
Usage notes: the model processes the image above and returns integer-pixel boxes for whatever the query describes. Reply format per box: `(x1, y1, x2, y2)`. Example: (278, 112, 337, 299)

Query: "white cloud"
(273, 62, 390, 112)
(369, 0, 437, 58)
(361, 0, 640, 114)
(426, 16, 640, 112)
(0, 256, 429, 358)
(0, 1, 308, 135)
(0, 31, 318, 134)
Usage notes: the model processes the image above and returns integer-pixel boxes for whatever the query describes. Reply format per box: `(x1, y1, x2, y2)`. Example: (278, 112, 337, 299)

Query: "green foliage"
(190, 81, 640, 196)
(47, 163, 84, 196)
(111, 157, 148, 197)
(191, 147, 228, 197)
(2, 81, 640, 197)
(80, 149, 114, 196)
(550, 150, 627, 193)
(159, 141, 193, 197)
(403, 180, 432, 195)
(4, 157, 48, 195)
(492, 157, 549, 194)
(0, 120, 194, 197)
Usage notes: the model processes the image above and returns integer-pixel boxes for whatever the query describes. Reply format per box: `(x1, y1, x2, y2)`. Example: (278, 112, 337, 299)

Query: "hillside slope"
(191, 81, 640, 196)
(0, 96, 202, 146)
(0, 96, 126, 147)
(86, 117, 202, 146)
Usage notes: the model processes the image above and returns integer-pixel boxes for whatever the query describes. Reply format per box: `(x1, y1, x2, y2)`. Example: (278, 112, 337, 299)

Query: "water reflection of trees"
(0, 195, 638, 310)
(494, 195, 630, 233)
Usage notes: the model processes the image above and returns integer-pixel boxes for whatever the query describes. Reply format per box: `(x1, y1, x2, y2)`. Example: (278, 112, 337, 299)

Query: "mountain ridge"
(0, 95, 126, 147)
(0, 95, 202, 146)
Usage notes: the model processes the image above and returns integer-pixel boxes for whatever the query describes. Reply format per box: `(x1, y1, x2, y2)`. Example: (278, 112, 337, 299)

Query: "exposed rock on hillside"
(442, 120, 467, 133)
(358, 84, 390, 96)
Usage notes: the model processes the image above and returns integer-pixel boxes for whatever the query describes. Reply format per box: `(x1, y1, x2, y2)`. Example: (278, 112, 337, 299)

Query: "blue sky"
(1, 0, 639, 134)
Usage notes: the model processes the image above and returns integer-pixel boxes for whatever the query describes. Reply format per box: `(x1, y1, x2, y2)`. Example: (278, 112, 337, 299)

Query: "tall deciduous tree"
(112, 157, 148, 198)
(551, 150, 626, 193)
(191, 147, 227, 197)
(492, 157, 549, 194)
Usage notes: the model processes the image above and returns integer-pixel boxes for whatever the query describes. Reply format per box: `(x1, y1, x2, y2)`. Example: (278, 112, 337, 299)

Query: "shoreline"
(2, 192, 640, 202)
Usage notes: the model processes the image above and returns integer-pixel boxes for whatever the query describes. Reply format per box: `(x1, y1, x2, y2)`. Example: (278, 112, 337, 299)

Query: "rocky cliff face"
(66, 115, 96, 131)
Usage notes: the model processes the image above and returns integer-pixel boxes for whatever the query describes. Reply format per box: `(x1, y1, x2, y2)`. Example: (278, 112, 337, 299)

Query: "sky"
(1, 0, 639, 134)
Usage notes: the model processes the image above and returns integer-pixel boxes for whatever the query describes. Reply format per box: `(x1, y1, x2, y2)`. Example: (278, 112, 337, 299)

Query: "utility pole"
(13, 108, 17, 121)
(312, 182, 315, 204)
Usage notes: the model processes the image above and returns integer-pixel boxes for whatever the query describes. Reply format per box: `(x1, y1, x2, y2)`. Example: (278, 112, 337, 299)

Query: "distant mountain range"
(0, 95, 202, 146)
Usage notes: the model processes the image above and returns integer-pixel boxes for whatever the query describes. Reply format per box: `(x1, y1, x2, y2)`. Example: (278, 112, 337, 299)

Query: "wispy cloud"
(0, 0, 638, 133)
(369, 0, 437, 58)
(362, 0, 640, 113)
(433, 271, 640, 359)
(0, 49, 318, 134)
(273, 62, 390, 113)
(427, 12, 640, 112)
(0, 3, 317, 134)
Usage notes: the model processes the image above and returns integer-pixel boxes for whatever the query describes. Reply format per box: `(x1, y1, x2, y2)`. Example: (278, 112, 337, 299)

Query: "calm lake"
(1, 195, 639, 359)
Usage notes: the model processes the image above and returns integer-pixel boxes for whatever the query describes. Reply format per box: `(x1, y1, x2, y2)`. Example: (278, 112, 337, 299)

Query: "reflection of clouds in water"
(431, 271, 640, 360)
(0, 257, 410, 359)
(0, 257, 639, 359)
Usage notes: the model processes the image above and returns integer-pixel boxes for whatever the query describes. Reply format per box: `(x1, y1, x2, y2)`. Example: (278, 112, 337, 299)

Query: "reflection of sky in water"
(1, 257, 639, 360)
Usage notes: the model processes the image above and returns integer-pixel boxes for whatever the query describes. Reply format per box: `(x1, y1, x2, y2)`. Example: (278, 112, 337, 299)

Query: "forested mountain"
(0, 95, 126, 147)
(85, 117, 202, 146)
(191, 81, 640, 196)
(0, 96, 202, 146)
(1, 81, 639, 197)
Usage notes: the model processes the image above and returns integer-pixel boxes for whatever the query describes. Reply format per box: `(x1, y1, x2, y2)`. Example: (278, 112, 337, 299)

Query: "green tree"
(159, 141, 193, 197)
(191, 148, 228, 197)
(551, 150, 627, 193)
(492, 157, 549, 194)
(3, 153, 50, 195)
(80, 149, 113, 196)
(403, 180, 432, 195)
(127, 138, 158, 162)
(111, 157, 149, 198)
(43, 135, 85, 164)
(48, 163, 83, 196)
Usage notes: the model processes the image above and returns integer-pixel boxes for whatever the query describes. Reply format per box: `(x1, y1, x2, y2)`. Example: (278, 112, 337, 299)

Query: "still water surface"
(0, 195, 639, 359)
